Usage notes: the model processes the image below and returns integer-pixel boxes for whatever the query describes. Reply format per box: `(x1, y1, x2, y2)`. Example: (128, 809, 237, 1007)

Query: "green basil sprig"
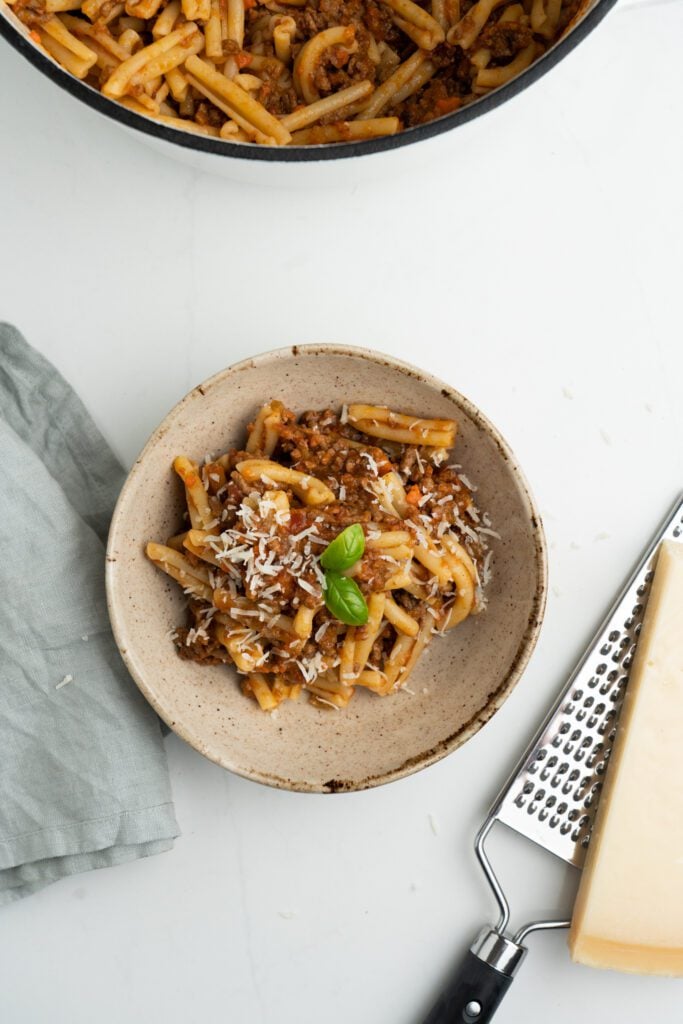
(323, 572, 369, 626)
(319, 525, 368, 625)
(320, 523, 365, 572)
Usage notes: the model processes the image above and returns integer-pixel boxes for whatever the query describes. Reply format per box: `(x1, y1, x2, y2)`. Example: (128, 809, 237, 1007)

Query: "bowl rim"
(106, 343, 548, 792)
(2, 0, 617, 164)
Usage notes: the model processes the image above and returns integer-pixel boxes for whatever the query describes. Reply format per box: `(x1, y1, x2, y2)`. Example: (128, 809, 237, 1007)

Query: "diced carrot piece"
(435, 96, 462, 115)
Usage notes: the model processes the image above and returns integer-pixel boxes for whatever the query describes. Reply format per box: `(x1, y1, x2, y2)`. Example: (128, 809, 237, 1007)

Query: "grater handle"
(421, 929, 526, 1024)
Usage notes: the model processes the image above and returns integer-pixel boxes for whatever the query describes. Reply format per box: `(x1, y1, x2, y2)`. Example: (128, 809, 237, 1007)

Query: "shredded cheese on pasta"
(146, 401, 497, 711)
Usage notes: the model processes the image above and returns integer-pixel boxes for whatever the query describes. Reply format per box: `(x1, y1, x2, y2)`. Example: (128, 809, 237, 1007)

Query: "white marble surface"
(1, 0, 682, 1020)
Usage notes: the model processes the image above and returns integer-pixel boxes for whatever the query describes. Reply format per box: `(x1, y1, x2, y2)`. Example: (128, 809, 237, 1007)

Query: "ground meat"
(353, 549, 398, 593)
(369, 634, 390, 667)
(403, 464, 475, 530)
(13, 0, 575, 142)
(478, 21, 533, 59)
(158, 401, 491, 712)
(280, 420, 392, 487)
(315, 615, 345, 655)
(295, 0, 393, 38)
(10, 0, 48, 26)
(258, 81, 299, 118)
(195, 102, 226, 129)
(399, 446, 419, 478)
(244, 0, 403, 115)
(400, 46, 478, 126)
(174, 628, 230, 665)
(298, 408, 339, 430)
(394, 591, 421, 613)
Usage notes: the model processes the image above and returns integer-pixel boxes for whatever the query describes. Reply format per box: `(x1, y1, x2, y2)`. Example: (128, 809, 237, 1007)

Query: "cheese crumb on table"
(569, 541, 683, 975)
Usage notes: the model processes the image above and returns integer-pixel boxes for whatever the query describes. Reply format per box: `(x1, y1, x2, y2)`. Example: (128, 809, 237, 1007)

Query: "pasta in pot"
(10, 0, 583, 145)
(146, 400, 499, 712)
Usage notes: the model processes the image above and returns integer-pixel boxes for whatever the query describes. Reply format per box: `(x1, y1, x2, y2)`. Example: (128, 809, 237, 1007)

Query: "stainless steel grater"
(422, 493, 683, 1024)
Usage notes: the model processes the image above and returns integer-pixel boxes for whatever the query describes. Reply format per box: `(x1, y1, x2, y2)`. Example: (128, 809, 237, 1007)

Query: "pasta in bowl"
(146, 401, 494, 712)
(106, 346, 546, 791)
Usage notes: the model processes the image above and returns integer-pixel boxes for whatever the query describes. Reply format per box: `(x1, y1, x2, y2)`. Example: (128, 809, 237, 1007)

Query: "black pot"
(0, 0, 618, 169)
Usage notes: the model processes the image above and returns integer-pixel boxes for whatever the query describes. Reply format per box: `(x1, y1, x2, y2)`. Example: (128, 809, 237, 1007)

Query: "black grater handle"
(421, 931, 525, 1024)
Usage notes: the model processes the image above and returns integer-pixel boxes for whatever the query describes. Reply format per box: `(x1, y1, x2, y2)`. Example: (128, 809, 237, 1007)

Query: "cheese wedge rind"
(569, 540, 683, 975)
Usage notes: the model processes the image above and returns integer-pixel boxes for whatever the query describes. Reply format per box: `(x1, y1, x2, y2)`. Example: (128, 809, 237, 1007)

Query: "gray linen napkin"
(0, 324, 179, 904)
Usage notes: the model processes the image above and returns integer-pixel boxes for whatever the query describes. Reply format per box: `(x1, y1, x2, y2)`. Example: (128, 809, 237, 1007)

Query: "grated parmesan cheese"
(314, 621, 330, 643)
(361, 451, 379, 476)
(295, 651, 325, 683)
(314, 696, 340, 711)
(298, 579, 320, 597)
(459, 473, 477, 491)
(156, 405, 498, 716)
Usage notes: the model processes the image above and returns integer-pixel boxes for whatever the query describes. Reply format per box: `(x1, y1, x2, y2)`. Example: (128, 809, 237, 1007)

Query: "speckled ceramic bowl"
(106, 345, 546, 792)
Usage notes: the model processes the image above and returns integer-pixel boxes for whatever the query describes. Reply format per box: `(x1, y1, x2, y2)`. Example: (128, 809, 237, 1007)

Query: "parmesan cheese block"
(569, 540, 683, 975)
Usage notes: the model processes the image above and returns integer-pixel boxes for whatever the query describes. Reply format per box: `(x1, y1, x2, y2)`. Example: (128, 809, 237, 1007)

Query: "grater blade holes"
(493, 498, 683, 865)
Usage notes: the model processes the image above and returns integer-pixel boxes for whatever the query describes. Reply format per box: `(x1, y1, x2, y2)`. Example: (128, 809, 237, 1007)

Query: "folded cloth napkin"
(0, 324, 179, 904)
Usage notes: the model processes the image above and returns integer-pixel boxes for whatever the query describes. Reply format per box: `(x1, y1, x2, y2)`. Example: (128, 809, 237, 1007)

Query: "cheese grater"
(422, 494, 683, 1024)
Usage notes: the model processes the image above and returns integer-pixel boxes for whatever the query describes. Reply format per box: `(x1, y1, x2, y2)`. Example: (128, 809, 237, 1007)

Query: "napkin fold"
(0, 324, 179, 904)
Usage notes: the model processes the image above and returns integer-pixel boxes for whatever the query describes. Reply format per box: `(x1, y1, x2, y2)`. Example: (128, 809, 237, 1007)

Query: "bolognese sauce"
(10, 0, 583, 145)
(146, 401, 497, 711)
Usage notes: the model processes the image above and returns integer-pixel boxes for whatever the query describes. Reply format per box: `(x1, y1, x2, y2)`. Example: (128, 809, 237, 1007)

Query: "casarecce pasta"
(10, 0, 583, 145)
(146, 401, 498, 711)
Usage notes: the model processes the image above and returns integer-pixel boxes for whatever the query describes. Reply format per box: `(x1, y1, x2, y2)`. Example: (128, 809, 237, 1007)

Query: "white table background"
(1, 1, 682, 1020)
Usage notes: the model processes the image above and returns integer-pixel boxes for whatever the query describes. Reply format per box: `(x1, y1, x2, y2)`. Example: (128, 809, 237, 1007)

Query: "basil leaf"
(324, 572, 369, 626)
(320, 523, 365, 572)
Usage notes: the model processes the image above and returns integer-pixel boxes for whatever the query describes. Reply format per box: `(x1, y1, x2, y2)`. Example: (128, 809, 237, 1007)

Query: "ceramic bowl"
(106, 345, 547, 792)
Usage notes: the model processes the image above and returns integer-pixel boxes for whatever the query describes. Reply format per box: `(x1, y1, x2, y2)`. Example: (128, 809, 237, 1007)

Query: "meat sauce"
(173, 404, 483, 683)
(16, 0, 583, 137)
